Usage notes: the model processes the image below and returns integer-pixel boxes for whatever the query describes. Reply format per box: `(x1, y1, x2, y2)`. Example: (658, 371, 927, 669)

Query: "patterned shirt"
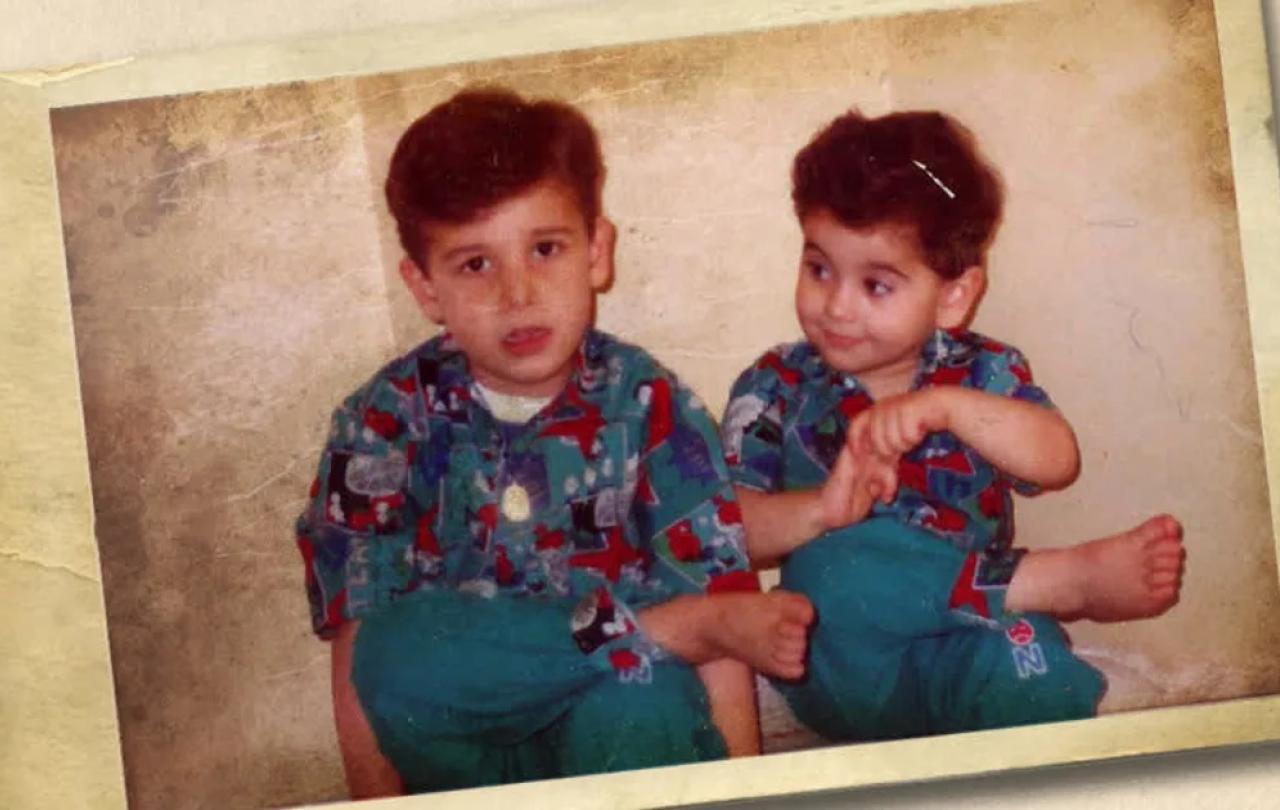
(721, 328, 1054, 589)
(296, 329, 756, 680)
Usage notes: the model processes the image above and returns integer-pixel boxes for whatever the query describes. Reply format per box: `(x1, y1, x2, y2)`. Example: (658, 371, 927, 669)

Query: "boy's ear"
(399, 256, 445, 324)
(587, 216, 616, 292)
(936, 265, 986, 330)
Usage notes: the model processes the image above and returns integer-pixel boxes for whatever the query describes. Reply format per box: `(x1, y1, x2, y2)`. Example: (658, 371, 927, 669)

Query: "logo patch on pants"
(1006, 619, 1035, 646)
(1011, 641, 1049, 679)
(1006, 619, 1048, 678)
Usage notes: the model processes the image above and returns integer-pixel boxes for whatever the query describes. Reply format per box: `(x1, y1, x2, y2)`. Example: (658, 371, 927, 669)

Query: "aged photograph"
(42, 0, 1280, 806)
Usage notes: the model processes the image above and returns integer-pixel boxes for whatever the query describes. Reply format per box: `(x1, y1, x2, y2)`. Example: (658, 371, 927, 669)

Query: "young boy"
(721, 108, 1186, 741)
(293, 88, 814, 797)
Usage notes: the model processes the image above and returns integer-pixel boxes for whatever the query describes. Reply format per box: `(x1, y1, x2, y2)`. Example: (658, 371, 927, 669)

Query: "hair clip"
(911, 159, 957, 199)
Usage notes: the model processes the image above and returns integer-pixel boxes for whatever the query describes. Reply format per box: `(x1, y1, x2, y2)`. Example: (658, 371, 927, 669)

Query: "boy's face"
(794, 208, 982, 392)
(400, 178, 612, 398)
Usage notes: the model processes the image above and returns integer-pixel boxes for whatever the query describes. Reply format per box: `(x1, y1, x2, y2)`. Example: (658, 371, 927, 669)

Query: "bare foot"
(638, 590, 814, 678)
(1005, 514, 1185, 622)
(712, 590, 815, 680)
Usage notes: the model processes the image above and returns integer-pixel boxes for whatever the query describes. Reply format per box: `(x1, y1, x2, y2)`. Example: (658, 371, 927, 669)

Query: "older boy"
(295, 88, 812, 796)
(723, 109, 1185, 741)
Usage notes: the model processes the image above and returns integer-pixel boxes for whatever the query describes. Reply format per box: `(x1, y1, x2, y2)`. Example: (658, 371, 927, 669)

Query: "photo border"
(3, 0, 1278, 807)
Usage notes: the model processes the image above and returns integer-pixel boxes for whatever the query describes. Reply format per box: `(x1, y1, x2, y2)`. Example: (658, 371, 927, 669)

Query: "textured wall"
(51, 80, 394, 807)
(49, 0, 1280, 807)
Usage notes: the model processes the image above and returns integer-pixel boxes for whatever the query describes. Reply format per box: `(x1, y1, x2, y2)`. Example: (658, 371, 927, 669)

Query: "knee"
(1001, 620, 1105, 720)
(555, 664, 723, 774)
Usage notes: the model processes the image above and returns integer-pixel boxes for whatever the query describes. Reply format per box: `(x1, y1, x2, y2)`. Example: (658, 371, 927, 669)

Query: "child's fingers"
(873, 411, 895, 459)
(873, 457, 898, 503)
(845, 411, 871, 452)
(901, 404, 926, 448)
(899, 401, 932, 451)
(891, 405, 914, 453)
(878, 407, 899, 455)
(825, 444, 857, 501)
(847, 487, 874, 525)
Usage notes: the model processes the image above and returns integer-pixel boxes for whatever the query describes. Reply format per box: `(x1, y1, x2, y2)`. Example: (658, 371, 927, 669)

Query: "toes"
(1142, 515, 1183, 547)
(772, 654, 806, 681)
(778, 592, 815, 625)
(1148, 554, 1184, 574)
(775, 645, 807, 670)
(1158, 514, 1183, 537)
(776, 621, 808, 640)
(1133, 516, 1166, 542)
(1146, 570, 1181, 588)
(1155, 573, 1183, 591)
(1151, 585, 1179, 609)
(1145, 538, 1184, 556)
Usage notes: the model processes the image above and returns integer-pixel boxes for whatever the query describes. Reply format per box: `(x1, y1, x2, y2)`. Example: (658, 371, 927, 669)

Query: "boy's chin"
(813, 346, 871, 376)
(484, 358, 575, 398)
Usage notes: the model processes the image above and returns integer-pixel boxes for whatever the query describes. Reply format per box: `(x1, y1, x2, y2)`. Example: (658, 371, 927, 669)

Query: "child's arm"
(695, 659, 760, 756)
(330, 621, 404, 798)
(736, 439, 898, 569)
(849, 387, 1079, 490)
(939, 388, 1079, 487)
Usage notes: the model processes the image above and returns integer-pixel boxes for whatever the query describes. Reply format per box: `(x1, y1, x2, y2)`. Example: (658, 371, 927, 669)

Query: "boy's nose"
(824, 282, 859, 320)
(498, 263, 534, 308)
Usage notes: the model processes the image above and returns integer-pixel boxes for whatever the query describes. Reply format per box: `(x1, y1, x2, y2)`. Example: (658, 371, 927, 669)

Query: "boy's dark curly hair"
(386, 87, 604, 267)
(792, 109, 1003, 279)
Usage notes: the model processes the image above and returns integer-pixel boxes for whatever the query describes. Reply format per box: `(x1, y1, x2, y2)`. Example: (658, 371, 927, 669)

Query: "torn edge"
(0, 56, 134, 88)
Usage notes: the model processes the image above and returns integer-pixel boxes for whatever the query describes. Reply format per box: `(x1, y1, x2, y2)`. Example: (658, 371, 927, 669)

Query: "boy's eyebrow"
(439, 242, 486, 262)
(865, 261, 909, 279)
(531, 226, 575, 238)
(801, 243, 908, 279)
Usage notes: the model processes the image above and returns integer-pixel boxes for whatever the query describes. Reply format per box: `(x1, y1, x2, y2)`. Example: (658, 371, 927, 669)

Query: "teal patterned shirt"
(721, 329, 1055, 598)
(296, 330, 757, 679)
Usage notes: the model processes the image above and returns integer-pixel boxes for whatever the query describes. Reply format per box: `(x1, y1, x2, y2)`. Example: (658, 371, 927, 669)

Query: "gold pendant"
(501, 483, 531, 522)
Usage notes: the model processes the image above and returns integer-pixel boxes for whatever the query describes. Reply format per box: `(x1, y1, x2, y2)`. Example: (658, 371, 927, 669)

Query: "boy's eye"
(533, 240, 562, 259)
(805, 261, 829, 280)
(865, 279, 892, 297)
(460, 255, 490, 274)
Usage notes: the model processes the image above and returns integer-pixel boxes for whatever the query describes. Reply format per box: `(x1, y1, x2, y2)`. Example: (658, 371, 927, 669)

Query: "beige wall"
(49, 0, 1280, 807)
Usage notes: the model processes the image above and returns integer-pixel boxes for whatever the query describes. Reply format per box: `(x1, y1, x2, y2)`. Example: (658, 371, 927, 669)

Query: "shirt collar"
(429, 329, 609, 430)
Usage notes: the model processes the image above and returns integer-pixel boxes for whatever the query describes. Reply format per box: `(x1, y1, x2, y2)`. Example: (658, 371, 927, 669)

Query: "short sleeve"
(720, 351, 789, 493)
(294, 377, 434, 638)
(974, 344, 1055, 412)
(974, 343, 1058, 496)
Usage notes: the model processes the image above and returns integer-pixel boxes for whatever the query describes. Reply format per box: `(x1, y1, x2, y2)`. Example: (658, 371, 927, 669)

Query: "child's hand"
(818, 438, 898, 530)
(847, 388, 951, 459)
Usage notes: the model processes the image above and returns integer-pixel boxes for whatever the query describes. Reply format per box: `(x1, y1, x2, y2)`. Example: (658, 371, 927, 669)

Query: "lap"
(349, 590, 725, 792)
(548, 662, 726, 776)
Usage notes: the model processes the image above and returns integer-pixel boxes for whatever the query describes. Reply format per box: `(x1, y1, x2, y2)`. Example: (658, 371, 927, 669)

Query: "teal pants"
(351, 589, 725, 793)
(776, 518, 1104, 741)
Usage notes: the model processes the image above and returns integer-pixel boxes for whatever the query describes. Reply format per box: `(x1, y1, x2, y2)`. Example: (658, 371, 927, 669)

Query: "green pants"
(351, 589, 725, 793)
(776, 518, 1104, 741)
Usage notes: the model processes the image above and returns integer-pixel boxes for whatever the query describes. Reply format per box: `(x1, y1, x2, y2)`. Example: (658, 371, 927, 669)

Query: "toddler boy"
(722, 108, 1185, 740)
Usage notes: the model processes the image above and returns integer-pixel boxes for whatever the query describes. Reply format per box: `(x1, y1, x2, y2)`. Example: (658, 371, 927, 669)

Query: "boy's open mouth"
(503, 326, 552, 356)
